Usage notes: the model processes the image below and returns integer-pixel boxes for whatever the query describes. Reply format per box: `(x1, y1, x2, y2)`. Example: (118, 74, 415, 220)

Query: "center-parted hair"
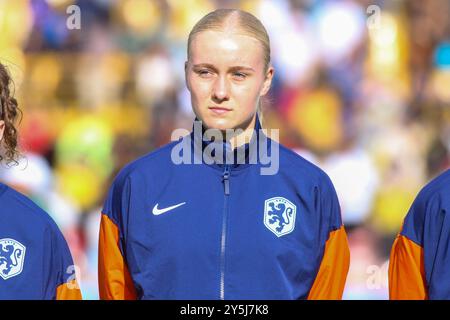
(0, 63, 21, 165)
(187, 8, 271, 73)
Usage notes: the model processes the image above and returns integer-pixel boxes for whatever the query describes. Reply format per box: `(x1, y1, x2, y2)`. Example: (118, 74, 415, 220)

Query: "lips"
(208, 106, 232, 115)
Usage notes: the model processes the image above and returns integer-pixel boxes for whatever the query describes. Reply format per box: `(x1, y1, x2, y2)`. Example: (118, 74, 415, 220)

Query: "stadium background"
(0, 0, 449, 299)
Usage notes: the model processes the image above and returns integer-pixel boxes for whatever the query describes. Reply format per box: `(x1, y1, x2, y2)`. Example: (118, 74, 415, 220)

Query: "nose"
(212, 75, 229, 102)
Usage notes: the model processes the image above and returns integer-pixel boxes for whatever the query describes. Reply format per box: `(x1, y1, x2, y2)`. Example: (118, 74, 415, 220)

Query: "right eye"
(196, 69, 212, 78)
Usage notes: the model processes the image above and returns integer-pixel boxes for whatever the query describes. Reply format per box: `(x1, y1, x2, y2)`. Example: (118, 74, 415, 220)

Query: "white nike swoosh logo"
(152, 202, 186, 215)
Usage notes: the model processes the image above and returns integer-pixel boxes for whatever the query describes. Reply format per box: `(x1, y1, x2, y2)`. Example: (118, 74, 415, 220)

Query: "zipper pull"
(222, 166, 230, 195)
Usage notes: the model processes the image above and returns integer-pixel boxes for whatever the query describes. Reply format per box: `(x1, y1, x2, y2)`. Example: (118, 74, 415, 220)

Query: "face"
(185, 30, 273, 132)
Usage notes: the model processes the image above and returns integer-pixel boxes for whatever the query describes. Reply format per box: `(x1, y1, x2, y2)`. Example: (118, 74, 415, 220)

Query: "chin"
(203, 119, 232, 131)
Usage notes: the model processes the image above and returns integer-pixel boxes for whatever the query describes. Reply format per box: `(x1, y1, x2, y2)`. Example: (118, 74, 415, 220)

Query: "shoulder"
(277, 143, 336, 191)
(0, 183, 64, 236)
(275, 144, 342, 229)
(416, 169, 450, 203)
(407, 169, 450, 217)
(113, 140, 181, 183)
(401, 169, 450, 244)
(103, 140, 181, 210)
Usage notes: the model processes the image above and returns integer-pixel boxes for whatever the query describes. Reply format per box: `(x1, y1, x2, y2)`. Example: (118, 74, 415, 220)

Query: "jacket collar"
(189, 114, 267, 171)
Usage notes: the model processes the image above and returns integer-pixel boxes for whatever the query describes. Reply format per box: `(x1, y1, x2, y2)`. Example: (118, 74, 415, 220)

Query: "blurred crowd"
(0, 0, 449, 299)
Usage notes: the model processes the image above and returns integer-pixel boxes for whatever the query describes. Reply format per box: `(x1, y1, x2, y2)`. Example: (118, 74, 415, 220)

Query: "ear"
(0, 120, 4, 142)
(260, 66, 274, 97)
(185, 61, 191, 92)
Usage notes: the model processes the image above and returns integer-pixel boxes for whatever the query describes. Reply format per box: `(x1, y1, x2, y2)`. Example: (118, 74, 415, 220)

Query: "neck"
(203, 116, 257, 150)
(229, 116, 257, 149)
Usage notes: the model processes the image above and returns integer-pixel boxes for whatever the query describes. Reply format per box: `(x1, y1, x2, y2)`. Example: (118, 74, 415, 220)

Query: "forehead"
(189, 30, 265, 68)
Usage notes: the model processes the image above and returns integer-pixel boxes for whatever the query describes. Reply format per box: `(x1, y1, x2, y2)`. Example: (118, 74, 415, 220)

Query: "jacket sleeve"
(56, 279, 83, 300)
(387, 178, 449, 300)
(389, 233, 427, 299)
(98, 213, 137, 299)
(98, 174, 137, 300)
(308, 178, 350, 300)
(307, 225, 350, 300)
(48, 223, 82, 300)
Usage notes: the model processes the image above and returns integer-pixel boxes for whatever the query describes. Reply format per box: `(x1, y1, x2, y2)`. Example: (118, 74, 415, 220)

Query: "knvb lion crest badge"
(0, 239, 26, 280)
(264, 197, 297, 237)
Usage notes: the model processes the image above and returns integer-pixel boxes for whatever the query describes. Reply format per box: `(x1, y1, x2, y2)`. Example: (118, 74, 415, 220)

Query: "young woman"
(0, 62, 81, 299)
(99, 9, 350, 300)
(389, 169, 450, 299)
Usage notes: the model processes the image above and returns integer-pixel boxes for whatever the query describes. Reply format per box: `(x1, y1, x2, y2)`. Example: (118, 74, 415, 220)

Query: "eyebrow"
(192, 63, 255, 72)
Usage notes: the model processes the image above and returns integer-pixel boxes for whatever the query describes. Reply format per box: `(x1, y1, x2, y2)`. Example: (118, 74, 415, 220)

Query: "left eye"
(234, 73, 246, 79)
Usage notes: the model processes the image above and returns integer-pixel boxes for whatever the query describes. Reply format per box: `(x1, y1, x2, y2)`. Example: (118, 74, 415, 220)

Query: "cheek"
(234, 84, 261, 108)
(189, 80, 211, 102)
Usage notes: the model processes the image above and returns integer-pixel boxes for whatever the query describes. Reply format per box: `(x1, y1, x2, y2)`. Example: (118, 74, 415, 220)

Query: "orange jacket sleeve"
(98, 213, 137, 300)
(389, 234, 427, 299)
(307, 225, 350, 300)
(56, 279, 83, 300)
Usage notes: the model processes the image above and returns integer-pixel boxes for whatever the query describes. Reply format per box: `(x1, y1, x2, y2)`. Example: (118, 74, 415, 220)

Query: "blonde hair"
(187, 9, 271, 123)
